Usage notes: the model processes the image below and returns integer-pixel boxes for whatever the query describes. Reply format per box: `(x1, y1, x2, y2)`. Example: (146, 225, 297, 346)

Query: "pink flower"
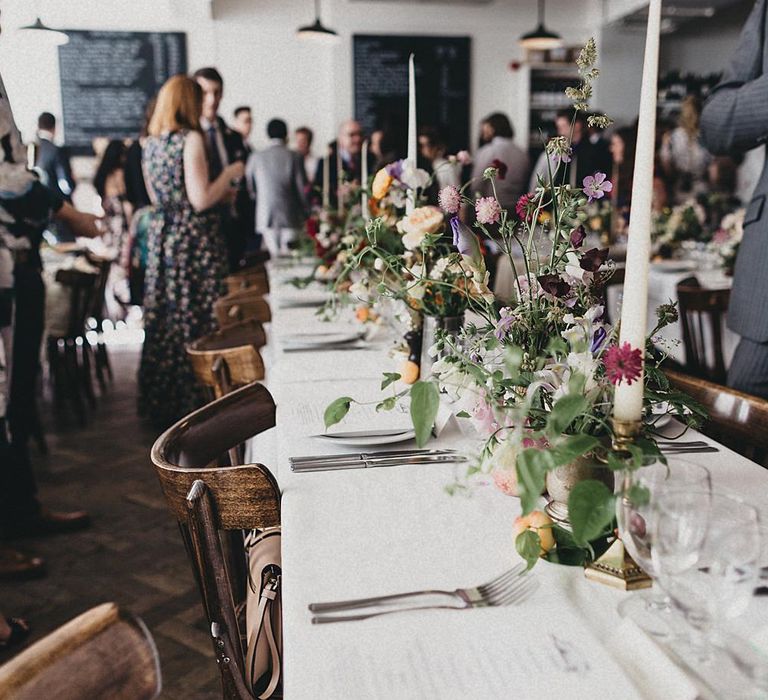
(490, 159, 508, 180)
(582, 172, 613, 203)
(604, 342, 643, 385)
(472, 397, 499, 436)
(475, 196, 501, 225)
(455, 150, 472, 165)
(515, 193, 535, 224)
(438, 185, 461, 214)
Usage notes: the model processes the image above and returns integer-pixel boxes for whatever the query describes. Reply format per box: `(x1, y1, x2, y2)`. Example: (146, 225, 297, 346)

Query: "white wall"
(0, 0, 603, 153)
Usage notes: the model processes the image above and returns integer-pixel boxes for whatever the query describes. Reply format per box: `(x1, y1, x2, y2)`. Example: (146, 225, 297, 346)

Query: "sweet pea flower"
(579, 247, 610, 272)
(494, 307, 516, 341)
(570, 225, 586, 248)
(582, 172, 613, 203)
(438, 185, 461, 214)
(475, 196, 502, 225)
(450, 217, 482, 265)
(455, 150, 472, 165)
(385, 159, 404, 180)
(400, 164, 430, 191)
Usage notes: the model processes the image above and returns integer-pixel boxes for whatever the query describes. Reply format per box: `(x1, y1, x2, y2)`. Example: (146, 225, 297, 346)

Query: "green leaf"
(545, 393, 589, 438)
(455, 410, 471, 419)
(568, 479, 616, 546)
(515, 529, 541, 571)
(626, 483, 651, 508)
(375, 396, 398, 412)
(555, 433, 600, 460)
(409, 381, 440, 447)
(324, 397, 352, 429)
(380, 372, 401, 391)
(515, 449, 550, 514)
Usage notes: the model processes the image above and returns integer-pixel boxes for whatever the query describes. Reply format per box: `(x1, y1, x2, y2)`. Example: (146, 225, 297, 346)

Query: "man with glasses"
(313, 120, 371, 208)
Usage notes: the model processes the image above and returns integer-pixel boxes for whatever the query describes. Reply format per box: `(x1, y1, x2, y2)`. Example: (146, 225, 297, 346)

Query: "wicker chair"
(150, 382, 280, 699)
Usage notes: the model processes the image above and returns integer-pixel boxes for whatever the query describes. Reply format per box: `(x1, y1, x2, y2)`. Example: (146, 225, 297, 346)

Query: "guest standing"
(232, 106, 257, 251)
(470, 113, 529, 210)
(139, 75, 243, 428)
(233, 106, 254, 155)
(661, 96, 711, 204)
(313, 120, 371, 207)
(419, 126, 461, 190)
(294, 126, 317, 185)
(193, 67, 250, 270)
(247, 119, 308, 257)
(94, 140, 130, 251)
(700, 0, 768, 398)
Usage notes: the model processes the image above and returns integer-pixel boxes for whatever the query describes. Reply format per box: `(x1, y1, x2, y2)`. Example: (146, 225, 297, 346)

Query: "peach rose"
(371, 169, 393, 199)
(397, 206, 444, 250)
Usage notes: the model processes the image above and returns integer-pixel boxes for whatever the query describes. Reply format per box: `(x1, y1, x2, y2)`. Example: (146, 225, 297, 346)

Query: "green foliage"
(567, 479, 616, 546)
(545, 394, 589, 439)
(515, 529, 541, 571)
(380, 372, 401, 390)
(409, 381, 440, 447)
(324, 397, 352, 429)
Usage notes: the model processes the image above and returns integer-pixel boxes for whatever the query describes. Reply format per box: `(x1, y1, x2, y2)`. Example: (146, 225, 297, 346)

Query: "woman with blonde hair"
(139, 74, 244, 428)
(660, 95, 711, 204)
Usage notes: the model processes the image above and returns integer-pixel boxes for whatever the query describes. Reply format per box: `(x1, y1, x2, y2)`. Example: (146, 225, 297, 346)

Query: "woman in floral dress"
(139, 75, 244, 428)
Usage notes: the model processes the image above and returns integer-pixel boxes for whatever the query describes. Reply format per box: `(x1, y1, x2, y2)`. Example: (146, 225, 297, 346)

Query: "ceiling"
(614, 0, 753, 32)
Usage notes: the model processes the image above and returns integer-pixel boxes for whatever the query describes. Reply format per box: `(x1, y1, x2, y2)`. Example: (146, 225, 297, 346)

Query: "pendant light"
(519, 0, 562, 51)
(297, 0, 338, 42)
(19, 2, 69, 47)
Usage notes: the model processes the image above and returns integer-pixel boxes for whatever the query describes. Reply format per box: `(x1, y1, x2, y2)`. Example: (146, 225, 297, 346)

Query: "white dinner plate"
(311, 428, 417, 446)
(282, 331, 364, 349)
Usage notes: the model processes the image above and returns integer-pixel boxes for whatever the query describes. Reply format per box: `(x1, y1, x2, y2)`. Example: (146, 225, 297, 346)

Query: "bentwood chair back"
(676, 278, 731, 384)
(0, 603, 161, 700)
(150, 382, 280, 700)
(187, 319, 267, 399)
(215, 289, 272, 328)
(666, 369, 768, 465)
(225, 266, 270, 297)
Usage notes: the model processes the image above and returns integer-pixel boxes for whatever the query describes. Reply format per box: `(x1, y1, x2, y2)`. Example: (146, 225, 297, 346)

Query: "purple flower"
(570, 225, 586, 248)
(490, 159, 508, 180)
(556, 148, 573, 165)
(475, 196, 501, 225)
(579, 247, 609, 272)
(450, 217, 482, 264)
(494, 307, 516, 341)
(438, 185, 461, 214)
(537, 274, 571, 298)
(582, 172, 613, 202)
(591, 327, 607, 353)
(385, 159, 405, 181)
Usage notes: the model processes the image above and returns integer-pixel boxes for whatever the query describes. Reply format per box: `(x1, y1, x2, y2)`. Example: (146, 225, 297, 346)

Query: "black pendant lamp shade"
(19, 16, 69, 45)
(519, 0, 563, 51)
(297, 0, 338, 41)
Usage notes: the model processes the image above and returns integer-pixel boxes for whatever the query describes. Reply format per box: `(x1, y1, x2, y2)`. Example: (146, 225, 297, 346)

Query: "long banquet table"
(246, 260, 768, 699)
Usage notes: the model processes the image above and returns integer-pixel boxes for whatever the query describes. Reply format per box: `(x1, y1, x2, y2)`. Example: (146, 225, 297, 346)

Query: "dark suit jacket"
(311, 143, 375, 208)
(700, 0, 768, 342)
(35, 137, 74, 202)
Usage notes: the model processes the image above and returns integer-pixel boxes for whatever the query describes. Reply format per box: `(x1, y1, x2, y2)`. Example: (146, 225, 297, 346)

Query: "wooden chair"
(0, 602, 161, 700)
(666, 369, 768, 465)
(150, 382, 280, 700)
(215, 289, 272, 328)
(676, 278, 731, 384)
(187, 319, 267, 399)
(225, 267, 270, 297)
(83, 251, 115, 391)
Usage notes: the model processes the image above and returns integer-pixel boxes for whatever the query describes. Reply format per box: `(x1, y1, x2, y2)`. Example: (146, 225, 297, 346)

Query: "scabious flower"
(490, 159, 508, 180)
(455, 150, 472, 165)
(494, 307, 516, 341)
(515, 193, 535, 224)
(475, 196, 501, 225)
(604, 342, 643, 385)
(438, 185, 461, 214)
(582, 172, 613, 203)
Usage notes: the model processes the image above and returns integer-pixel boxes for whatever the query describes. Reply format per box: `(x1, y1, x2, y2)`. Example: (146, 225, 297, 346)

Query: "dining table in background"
(245, 257, 768, 699)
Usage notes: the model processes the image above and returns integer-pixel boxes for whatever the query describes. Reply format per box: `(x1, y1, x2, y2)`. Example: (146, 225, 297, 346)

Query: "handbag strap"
(245, 573, 281, 699)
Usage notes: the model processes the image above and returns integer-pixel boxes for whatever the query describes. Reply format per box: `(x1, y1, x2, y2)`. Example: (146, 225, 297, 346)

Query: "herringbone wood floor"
(0, 345, 220, 699)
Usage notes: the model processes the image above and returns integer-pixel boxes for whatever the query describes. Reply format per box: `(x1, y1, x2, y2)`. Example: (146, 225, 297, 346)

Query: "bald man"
(312, 120, 372, 207)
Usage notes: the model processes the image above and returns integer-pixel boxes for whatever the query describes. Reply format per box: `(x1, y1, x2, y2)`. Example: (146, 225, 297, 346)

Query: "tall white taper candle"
(361, 139, 369, 216)
(322, 146, 330, 210)
(614, 0, 662, 422)
(406, 53, 417, 215)
(336, 147, 344, 217)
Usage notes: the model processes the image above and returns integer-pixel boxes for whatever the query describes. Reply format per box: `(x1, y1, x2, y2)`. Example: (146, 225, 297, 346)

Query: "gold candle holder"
(584, 417, 652, 590)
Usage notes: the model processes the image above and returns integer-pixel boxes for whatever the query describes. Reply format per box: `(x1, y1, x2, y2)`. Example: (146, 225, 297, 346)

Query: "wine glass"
(616, 458, 712, 637)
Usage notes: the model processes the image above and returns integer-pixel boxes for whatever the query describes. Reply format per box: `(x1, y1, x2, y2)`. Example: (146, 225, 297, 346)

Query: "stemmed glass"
(653, 492, 766, 693)
(616, 458, 712, 637)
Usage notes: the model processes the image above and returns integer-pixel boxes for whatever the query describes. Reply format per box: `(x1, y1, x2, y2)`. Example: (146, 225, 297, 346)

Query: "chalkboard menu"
(59, 30, 187, 150)
(354, 35, 470, 154)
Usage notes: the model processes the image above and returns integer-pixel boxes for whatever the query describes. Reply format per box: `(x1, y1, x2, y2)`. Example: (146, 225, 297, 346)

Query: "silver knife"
(290, 448, 455, 465)
(291, 453, 467, 472)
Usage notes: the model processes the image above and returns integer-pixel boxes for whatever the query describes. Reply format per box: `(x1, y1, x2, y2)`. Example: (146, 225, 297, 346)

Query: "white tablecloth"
(247, 264, 768, 699)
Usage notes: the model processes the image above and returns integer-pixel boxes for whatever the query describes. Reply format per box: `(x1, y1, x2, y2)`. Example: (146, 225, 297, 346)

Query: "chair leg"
(79, 340, 97, 409)
(64, 342, 86, 427)
(93, 339, 108, 393)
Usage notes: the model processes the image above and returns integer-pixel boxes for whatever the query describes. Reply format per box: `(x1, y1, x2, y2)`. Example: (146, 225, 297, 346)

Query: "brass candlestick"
(584, 417, 653, 590)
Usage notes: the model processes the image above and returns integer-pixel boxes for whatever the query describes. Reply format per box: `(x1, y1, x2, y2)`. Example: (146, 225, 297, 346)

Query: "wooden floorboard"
(0, 345, 220, 699)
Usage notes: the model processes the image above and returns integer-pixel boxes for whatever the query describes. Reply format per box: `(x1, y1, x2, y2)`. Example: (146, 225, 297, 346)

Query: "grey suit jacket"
(700, 0, 768, 342)
(246, 142, 308, 231)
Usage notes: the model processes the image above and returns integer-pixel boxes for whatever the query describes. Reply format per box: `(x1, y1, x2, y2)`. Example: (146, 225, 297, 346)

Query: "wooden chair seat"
(676, 278, 731, 385)
(225, 267, 270, 296)
(0, 603, 161, 700)
(666, 369, 768, 465)
(187, 319, 267, 398)
(150, 382, 281, 700)
(215, 289, 272, 328)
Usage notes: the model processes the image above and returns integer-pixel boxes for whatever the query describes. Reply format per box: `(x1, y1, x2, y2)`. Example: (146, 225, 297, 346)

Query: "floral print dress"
(139, 130, 226, 428)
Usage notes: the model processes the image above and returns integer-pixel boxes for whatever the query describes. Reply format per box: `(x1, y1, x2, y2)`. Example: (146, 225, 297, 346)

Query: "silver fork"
(309, 564, 536, 624)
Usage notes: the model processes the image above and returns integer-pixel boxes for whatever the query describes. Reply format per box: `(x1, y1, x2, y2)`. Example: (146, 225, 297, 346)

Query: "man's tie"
(207, 125, 223, 181)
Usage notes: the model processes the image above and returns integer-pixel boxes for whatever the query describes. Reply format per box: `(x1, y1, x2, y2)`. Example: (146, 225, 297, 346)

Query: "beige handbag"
(244, 528, 282, 699)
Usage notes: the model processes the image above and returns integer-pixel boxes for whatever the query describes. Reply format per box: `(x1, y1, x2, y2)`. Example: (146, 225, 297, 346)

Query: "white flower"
(400, 164, 430, 191)
(349, 280, 369, 300)
(563, 251, 589, 285)
(374, 257, 384, 271)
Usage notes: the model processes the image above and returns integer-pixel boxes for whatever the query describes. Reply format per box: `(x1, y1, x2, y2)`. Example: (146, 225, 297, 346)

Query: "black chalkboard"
(353, 35, 471, 155)
(58, 30, 187, 151)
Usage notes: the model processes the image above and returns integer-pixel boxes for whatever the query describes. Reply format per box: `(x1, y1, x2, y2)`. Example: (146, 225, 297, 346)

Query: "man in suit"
(246, 119, 308, 257)
(313, 119, 371, 208)
(700, 0, 768, 398)
(232, 106, 257, 250)
(34, 112, 76, 241)
(193, 67, 251, 270)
